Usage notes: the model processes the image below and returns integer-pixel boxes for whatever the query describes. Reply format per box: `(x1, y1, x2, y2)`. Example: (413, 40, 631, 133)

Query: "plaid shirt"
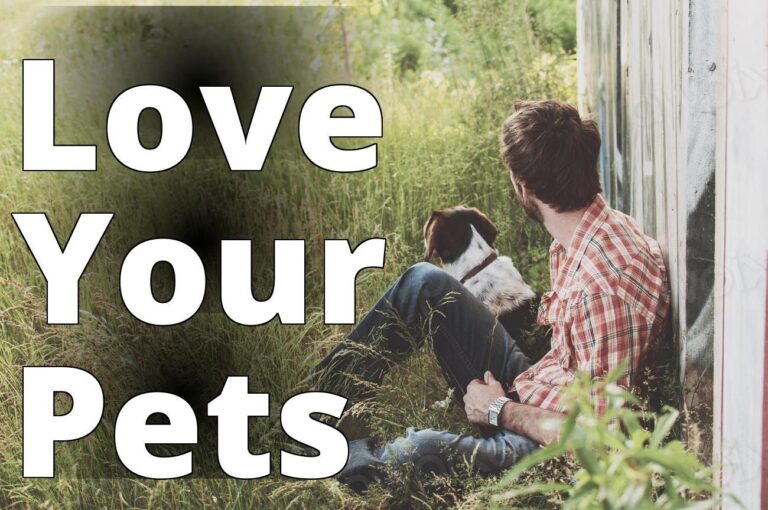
(512, 194, 669, 415)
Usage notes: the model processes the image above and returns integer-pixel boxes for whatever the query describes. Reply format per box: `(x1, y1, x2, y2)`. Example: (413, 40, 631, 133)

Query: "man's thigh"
(313, 262, 531, 398)
(406, 263, 531, 392)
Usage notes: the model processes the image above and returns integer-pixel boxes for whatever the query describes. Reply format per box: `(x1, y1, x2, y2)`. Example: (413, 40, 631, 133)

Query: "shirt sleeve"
(569, 293, 652, 416)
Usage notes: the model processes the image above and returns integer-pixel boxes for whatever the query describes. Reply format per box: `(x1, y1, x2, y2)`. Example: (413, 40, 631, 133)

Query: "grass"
(0, 1, 578, 508)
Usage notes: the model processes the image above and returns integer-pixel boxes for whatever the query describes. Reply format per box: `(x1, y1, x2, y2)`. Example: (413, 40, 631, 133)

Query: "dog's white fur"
(441, 225, 535, 316)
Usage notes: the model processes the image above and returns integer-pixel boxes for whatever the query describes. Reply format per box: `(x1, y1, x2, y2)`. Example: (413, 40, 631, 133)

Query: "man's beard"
(519, 195, 544, 223)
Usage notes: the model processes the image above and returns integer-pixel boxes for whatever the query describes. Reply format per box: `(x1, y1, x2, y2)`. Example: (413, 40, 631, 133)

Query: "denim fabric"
(313, 262, 539, 487)
(339, 428, 538, 491)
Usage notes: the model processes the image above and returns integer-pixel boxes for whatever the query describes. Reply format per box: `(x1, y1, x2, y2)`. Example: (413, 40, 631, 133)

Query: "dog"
(423, 206, 536, 339)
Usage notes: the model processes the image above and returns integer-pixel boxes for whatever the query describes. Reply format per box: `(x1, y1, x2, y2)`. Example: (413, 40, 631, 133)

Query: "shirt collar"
(551, 194, 609, 291)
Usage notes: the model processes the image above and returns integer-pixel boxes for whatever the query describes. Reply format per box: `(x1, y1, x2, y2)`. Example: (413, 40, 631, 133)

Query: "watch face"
(488, 405, 499, 426)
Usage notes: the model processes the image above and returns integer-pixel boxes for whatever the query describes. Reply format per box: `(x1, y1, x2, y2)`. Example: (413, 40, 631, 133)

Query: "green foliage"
(527, 0, 578, 53)
(491, 362, 725, 509)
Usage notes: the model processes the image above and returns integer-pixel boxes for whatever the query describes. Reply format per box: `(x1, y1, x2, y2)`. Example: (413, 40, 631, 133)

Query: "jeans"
(312, 262, 539, 488)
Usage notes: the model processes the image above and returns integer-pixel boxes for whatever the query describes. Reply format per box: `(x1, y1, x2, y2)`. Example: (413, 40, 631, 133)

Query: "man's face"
(511, 174, 543, 223)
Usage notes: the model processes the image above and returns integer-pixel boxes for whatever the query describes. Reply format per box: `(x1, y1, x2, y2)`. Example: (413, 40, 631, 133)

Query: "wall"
(578, 0, 768, 506)
(715, 0, 768, 506)
(576, 0, 717, 456)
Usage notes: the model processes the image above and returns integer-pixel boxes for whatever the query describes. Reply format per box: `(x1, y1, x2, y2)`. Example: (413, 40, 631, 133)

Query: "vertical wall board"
(717, 0, 768, 506)
(712, 0, 728, 490)
(683, 0, 719, 459)
(577, 0, 620, 204)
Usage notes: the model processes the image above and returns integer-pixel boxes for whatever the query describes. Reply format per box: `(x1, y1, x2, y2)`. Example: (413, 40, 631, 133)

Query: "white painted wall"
(714, 0, 768, 506)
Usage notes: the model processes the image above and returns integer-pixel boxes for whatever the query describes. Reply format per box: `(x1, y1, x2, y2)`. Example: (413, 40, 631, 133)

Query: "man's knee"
(400, 262, 457, 298)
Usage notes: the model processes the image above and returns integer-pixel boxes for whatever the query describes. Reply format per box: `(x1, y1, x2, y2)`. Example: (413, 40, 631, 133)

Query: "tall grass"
(0, 1, 576, 508)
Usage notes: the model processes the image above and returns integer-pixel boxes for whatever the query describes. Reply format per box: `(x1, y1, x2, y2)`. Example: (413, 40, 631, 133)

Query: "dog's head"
(423, 206, 498, 263)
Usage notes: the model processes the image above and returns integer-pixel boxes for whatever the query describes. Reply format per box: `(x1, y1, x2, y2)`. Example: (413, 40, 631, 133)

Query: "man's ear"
(514, 178, 531, 200)
(468, 210, 498, 247)
(519, 181, 528, 198)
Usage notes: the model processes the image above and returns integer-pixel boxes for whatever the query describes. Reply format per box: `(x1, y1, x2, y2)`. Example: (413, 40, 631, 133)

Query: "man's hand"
(463, 371, 506, 426)
(463, 371, 566, 445)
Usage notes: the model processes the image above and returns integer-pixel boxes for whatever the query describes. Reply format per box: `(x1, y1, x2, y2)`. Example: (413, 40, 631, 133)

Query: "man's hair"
(500, 100, 602, 212)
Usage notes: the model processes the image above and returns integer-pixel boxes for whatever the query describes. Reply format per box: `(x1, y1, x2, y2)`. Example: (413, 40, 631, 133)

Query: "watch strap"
(488, 396, 511, 427)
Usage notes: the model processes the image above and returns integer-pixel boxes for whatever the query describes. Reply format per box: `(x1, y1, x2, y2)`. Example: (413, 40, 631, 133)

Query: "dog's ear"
(424, 208, 476, 263)
(423, 211, 442, 260)
(467, 209, 498, 247)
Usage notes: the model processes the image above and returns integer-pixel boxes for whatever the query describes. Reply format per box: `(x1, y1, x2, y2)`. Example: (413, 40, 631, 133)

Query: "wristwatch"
(488, 396, 512, 427)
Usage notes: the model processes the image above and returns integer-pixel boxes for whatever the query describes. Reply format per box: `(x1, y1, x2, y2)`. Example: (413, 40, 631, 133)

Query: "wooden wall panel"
(716, 0, 768, 506)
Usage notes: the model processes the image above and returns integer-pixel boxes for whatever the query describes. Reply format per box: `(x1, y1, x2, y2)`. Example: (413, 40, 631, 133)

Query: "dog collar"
(460, 251, 498, 284)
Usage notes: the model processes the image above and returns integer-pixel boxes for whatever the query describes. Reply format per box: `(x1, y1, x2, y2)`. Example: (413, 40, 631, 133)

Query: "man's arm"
(498, 400, 564, 446)
(463, 371, 565, 445)
(464, 291, 655, 441)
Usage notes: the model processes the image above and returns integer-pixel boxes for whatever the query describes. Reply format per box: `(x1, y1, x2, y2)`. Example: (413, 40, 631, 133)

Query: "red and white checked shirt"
(512, 194, 670, 415)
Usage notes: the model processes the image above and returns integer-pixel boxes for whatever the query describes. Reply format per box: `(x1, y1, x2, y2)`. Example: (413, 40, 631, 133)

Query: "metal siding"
(577, 0, 715, 460)
(579, 0, 768, 504)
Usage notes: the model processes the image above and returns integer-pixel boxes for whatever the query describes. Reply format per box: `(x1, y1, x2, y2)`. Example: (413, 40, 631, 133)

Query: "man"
(312, 100, 670, 488)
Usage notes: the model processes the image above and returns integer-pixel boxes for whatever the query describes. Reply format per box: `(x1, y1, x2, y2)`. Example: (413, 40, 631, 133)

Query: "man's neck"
(540, 204, 590, 252)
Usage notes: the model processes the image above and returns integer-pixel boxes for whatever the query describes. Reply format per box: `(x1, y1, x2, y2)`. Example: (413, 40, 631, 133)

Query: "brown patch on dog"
(423, 206, 498, 263)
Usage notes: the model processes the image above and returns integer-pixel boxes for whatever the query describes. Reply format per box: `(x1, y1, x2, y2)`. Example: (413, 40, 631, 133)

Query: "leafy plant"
(491, 362, 727, 509)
